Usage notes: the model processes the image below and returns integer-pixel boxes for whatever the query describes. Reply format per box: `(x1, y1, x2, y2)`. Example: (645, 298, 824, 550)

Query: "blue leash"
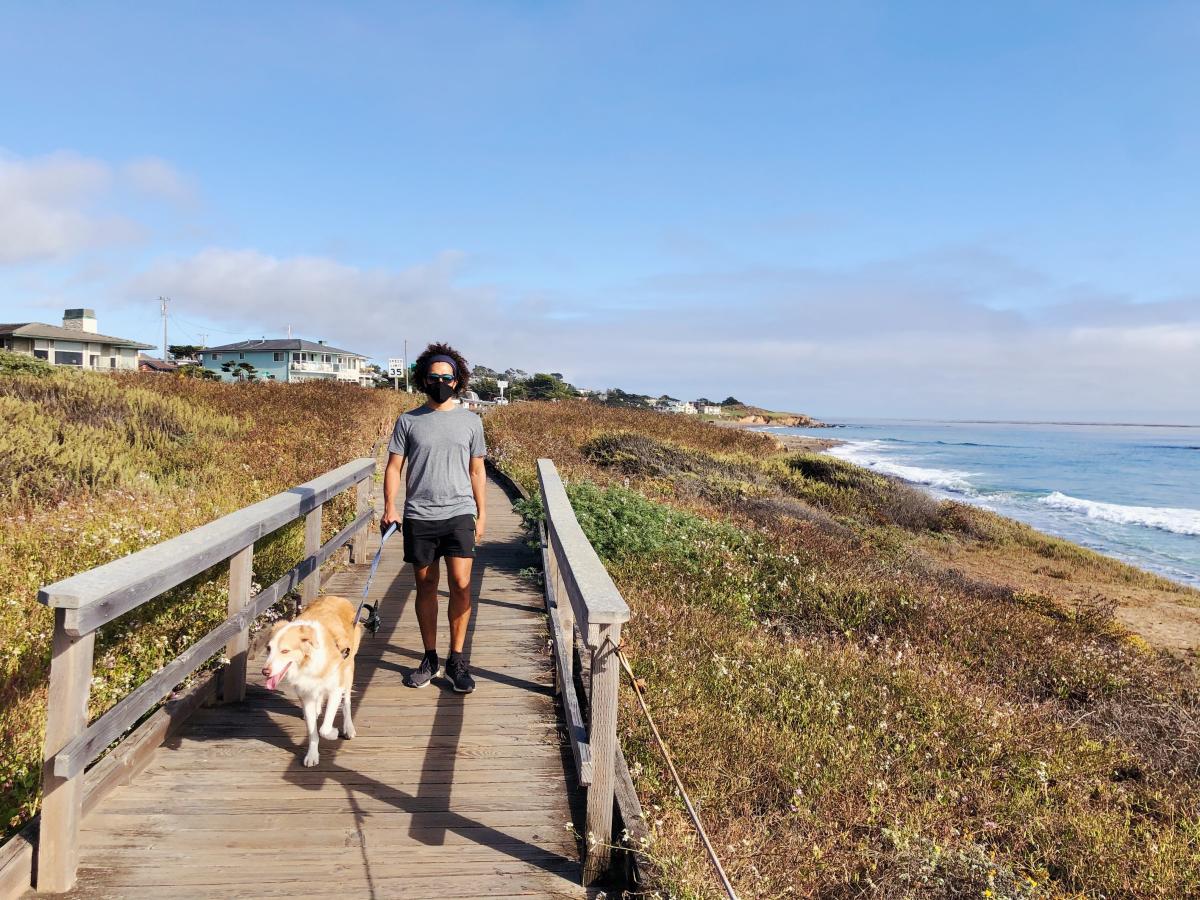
(355, 522, 398, 635)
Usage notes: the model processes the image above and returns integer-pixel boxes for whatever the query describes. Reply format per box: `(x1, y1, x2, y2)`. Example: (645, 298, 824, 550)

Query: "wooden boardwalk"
(36, 475, 591, 898)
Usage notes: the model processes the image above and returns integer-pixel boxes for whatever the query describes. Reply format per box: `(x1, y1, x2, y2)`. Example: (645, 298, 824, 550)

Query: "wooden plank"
(537, 459, 629, 626)
(222, 544, 253, 702)
(80, 674, 217, 817)
(39, 457, 374, 625)
(37, 609, 95, 893)
(0, 822, 35, 900)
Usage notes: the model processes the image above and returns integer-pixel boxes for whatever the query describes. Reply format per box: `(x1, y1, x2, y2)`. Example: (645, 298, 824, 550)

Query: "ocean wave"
(828, 442, 977, 493)
(1039, 492, 1200, 536)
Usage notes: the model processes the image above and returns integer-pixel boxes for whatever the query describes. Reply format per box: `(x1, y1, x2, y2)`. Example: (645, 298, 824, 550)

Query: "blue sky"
(2, 1, 1198, 421)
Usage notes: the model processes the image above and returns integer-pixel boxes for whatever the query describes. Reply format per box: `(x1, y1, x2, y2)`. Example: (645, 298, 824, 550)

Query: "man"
(381, 343, 486, 693)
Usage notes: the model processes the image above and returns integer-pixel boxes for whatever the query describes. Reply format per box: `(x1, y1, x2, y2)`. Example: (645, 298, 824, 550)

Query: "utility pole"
(160, 297, 170, 361)
(403, 339, 410, 391)
(287, 324, 292, 339)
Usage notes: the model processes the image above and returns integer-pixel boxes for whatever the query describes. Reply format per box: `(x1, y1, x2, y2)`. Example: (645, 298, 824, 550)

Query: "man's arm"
(470, 456, 486, 542)
(382, 452, 404, 528)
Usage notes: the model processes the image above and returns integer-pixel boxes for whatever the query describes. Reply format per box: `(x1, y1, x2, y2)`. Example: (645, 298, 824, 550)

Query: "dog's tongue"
(265, 662, 290, 691)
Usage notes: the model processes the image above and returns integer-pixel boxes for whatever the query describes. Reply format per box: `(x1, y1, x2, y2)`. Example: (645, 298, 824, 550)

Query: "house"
(700, 404, 722, 415)
(0, 309, 154, 370)
(138, 355, 179, 374)
(666, 400, 698, 415)
(199, 339, 372, 386)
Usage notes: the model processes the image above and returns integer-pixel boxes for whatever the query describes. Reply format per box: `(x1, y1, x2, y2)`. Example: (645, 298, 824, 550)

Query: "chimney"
(63, 308, 98, 334)
(318, 339, 326, 345)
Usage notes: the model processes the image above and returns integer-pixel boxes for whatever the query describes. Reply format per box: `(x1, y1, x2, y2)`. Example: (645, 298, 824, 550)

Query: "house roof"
(204, 338, 367, 357)
(0, 322, 155, 349)
(138, 355, 179, 372)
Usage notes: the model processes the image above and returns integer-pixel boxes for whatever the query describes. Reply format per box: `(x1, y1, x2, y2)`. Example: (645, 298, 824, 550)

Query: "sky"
(1, 0, 1198, 422)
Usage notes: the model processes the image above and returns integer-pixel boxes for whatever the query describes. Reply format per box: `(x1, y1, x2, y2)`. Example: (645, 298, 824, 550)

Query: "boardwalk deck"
(34, 474, 592, 899)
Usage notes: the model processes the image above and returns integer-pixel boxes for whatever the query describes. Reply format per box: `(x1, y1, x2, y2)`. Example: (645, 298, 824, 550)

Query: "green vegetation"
(490, 400, 1200, 899)
(0, 351, 416, 838)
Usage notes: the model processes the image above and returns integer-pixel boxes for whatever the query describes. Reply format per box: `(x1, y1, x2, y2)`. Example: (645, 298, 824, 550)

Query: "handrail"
(40, 457, 375, 635)
(36, 456, 377, 892)
(537, 459, 630, 628)
(536, 458, 630, 886)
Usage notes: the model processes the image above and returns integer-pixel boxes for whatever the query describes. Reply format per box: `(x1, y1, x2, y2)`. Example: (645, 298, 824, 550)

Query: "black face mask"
(426, 381, 455, 403)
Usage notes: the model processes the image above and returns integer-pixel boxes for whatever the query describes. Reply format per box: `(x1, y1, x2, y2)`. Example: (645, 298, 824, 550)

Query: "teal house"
(201, 339, 372, 385)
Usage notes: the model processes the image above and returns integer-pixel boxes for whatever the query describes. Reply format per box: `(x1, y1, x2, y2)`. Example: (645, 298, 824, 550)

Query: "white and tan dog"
(261, 595, 362, 767)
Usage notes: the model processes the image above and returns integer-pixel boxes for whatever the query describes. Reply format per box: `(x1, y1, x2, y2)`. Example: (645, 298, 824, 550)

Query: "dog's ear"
(296, 624, 316, 646)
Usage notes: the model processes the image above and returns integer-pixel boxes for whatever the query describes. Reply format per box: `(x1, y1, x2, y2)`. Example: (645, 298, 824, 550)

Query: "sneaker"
(446, 656, 476, 694)
(404, 651, 440, 688)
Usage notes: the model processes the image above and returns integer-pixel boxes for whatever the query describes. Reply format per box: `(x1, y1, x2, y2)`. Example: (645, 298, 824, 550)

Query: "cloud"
(0, 150, 195, 264)
(129, 247, 506, 357)
(125, 241, 1200, 422)
(121, 157, 197, 206)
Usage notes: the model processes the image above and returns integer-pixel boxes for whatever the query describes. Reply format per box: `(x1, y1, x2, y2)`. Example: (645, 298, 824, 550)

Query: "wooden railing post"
(38, 609, 95, 893)
(583, 621, 622, 885)
(350, 476, 371, 564)
(301, 503, 323, 607)
(222, 544, 253, 703)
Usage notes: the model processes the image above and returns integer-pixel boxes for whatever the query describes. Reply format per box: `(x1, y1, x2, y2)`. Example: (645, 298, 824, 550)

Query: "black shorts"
(402, 514, 476, 567)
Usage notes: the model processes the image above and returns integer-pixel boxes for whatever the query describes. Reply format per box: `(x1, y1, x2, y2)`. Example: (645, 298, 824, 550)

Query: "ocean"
(762, 420, 1200, 588)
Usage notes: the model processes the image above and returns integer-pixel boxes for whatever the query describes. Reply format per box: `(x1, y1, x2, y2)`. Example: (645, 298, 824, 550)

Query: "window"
(292, 352, 300, 363)
(89, 355, 99, 368)
(33, 349, 48, 360)
(55, 350, 83, 366)
(110, 357, 117, 368)
(323, 354, 331, 364)
(239, 352, 245, 360)
(211, 353, 221, 360)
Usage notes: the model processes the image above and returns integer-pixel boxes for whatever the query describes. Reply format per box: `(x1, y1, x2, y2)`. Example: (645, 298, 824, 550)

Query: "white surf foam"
(827, 441, 977, 493)
(1039, 492, 1200, 536)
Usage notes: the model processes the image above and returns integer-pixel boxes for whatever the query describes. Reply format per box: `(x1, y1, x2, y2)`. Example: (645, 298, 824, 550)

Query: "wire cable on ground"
(612, 641, 740, 900)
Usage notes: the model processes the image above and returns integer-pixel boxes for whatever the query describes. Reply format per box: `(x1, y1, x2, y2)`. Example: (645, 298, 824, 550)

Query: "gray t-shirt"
(388, 405, 486, 521)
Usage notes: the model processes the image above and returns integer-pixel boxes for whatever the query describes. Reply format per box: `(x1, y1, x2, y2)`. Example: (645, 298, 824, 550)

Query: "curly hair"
(413, 342, 470, 396)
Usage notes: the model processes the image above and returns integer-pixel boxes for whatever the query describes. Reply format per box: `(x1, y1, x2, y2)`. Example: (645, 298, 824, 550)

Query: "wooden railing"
(35, 457, 376, 893)
(536, 459, 632, 884)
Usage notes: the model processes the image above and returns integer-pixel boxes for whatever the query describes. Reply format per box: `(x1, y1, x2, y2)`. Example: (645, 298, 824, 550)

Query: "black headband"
(427, 354, 458, 377)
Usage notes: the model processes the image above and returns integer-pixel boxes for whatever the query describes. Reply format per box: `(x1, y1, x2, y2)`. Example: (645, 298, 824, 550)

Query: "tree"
(177, 363, 219, 381)
(525, 373, 574, 401)
(472, 376, 501, 401)
(721, 396, 742, 406)
(221, 360, 259, 381)
(502, 368, 529, 383)
(602, 387, 649, 408)
(472, 364, 499, 379)
(168, 344, 203, 360)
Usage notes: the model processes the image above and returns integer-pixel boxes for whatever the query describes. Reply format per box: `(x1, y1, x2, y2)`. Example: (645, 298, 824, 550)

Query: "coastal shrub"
(0, 367, 419, 838)
(490, 400, 1200, 898)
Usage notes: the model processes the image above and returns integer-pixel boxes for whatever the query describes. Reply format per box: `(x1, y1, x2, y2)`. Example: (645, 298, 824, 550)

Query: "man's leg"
(405, 559, 443, 688)
(444, 556, 476, 693)
(413, 558, 440, 652)
(445, 556, 474, 653)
